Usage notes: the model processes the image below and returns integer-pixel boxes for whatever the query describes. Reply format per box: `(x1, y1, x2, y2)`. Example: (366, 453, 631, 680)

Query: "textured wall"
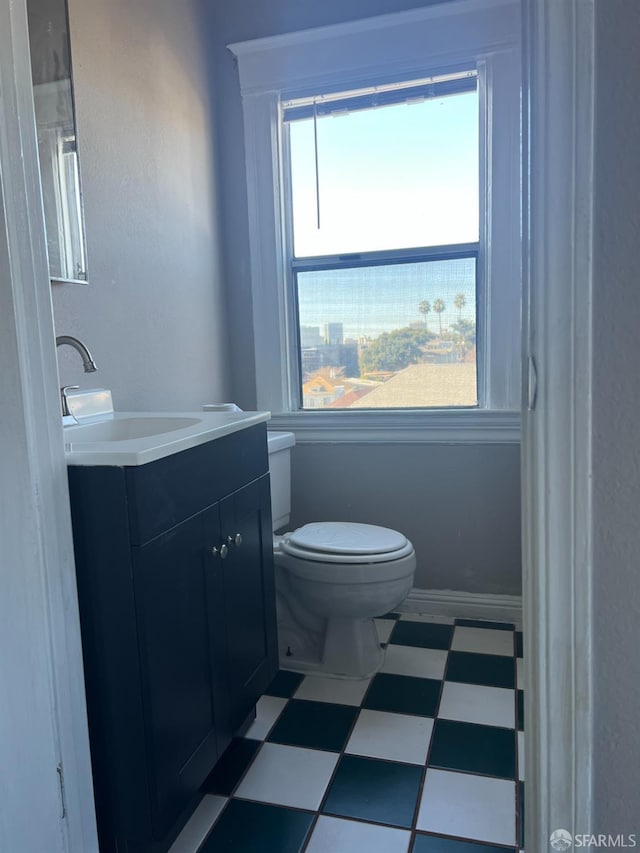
(291, 442, 521, 594)
(206, 0, 522, 595)
(592, 0, 640, 831)
(52, 0, 229, 411)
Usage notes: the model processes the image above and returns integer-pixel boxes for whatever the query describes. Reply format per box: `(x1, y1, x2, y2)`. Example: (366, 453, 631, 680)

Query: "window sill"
(268, 409, 520, 444)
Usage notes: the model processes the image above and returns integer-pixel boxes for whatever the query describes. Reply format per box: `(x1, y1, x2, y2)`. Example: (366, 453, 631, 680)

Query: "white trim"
(400, 588, 522, 626)
(243, 91, 292, 412)
(522, 0, 595, 848)
(229, 0, 520, 98)
(229, 0, 516, 59)
(232, 2, 522, 421)
(480, 49, 523, 411)
(269, 409, 520, 444)
(0, 2, 98, 851)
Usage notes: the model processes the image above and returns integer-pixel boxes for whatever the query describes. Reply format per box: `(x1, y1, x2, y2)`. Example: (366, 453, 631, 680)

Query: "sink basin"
(63, 410, 271, 466)
(64, 416, 201, 442)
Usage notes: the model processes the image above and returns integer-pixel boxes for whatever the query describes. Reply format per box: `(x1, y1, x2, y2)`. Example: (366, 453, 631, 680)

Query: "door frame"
(522, 0, 595, 847)
(0, 1, 98, 851)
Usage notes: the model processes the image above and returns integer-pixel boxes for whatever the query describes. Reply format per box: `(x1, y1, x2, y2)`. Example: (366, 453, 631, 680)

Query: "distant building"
(300, 326, 323, 347)
(422, 340, 458, 364)
(301, 367, 379, 409)
(348, 363, 478, 409)
(302, 367, 346, 408)
(324, 322, 344, 345)
(300, 341, 359, 379)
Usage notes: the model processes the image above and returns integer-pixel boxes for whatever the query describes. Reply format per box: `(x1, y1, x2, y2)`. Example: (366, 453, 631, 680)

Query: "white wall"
(53, 0, 230, 411)
(291, 443, 521, 594)
(592, 0, 640, 830)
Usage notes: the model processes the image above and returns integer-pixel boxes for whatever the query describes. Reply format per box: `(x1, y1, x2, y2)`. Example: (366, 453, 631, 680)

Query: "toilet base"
(278, 614, 384, 679)
(273, 539, 415, 680)
(322, 615, 384, 677)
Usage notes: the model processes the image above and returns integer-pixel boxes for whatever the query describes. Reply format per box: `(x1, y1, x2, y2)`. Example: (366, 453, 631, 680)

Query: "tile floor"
(170, 613, 525, 853)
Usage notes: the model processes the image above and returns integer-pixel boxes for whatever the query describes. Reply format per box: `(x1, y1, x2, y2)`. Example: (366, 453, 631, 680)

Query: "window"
(284, 73, 480, 410)
(230, 0, 521, 442)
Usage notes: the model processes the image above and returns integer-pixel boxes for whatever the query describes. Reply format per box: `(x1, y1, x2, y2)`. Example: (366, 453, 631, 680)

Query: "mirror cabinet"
(27, 0, 88, 284)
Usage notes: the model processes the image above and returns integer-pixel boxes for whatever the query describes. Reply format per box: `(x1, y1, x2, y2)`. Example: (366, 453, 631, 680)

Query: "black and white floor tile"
(170, 614, 525, 853)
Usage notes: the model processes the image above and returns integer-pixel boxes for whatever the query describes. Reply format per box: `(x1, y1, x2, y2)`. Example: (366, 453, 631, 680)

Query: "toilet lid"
(286, 522, 408, 556)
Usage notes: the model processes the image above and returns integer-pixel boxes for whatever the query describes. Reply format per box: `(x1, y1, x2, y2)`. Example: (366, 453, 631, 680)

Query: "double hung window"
(230, 0, 521, 441)
(283, 72, 480, 410)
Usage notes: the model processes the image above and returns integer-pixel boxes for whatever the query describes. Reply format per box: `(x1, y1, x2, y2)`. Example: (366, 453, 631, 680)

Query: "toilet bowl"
(268, 432, 416, 678)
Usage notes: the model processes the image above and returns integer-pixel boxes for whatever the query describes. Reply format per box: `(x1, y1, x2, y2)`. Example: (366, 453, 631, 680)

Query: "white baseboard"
(399, 587, 522, 626)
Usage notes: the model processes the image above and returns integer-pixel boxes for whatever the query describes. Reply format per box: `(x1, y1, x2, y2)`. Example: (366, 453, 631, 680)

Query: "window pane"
(289, 88, 478, 257)
(297, 257, 477, 409)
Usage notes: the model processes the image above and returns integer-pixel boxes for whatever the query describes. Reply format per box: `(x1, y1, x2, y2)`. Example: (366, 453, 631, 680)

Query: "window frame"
(229, 0, 521, 443)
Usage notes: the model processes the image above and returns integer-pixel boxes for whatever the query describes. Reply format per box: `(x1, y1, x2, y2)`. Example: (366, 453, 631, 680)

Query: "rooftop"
(347, 362, 477, 408)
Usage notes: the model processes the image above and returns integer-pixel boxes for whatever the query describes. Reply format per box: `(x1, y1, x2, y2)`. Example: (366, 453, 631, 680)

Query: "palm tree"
(454, 292, 466, 321)
(418, 300, 431, 331)
(433, 298, 446, 336)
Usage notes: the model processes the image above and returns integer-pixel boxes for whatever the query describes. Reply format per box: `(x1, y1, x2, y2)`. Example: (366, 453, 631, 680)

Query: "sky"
(288, 88, 479, 258)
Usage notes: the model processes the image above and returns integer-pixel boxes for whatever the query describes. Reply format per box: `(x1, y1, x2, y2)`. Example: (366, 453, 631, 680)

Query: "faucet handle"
(60, 385, 80, 417)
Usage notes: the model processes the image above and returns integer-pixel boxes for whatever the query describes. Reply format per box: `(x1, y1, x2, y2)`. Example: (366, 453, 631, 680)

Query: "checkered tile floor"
(170, 614, 525, 853)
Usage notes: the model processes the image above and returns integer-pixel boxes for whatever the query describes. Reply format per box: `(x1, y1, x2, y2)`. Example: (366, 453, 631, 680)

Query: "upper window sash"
(283, 72, 480, 259)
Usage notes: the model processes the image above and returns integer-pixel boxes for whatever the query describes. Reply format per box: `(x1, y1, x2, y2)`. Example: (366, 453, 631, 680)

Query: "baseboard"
(399, 587, 523, 626)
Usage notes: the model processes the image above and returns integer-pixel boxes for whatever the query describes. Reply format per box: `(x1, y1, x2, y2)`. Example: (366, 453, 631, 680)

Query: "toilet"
(267, 431, 416, 678)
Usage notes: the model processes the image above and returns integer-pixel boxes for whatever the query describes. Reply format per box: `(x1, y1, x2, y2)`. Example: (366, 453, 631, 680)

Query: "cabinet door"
(219, 475, 278, 733)
(131, 505, 222, 840)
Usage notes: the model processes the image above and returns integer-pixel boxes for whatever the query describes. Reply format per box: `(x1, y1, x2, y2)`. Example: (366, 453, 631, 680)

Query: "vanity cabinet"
(68, 424, 277, 852)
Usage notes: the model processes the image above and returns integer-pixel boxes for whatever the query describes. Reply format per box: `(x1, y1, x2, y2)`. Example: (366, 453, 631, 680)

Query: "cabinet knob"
(210, 543, 229, 559)
(227, 533, 242, 548)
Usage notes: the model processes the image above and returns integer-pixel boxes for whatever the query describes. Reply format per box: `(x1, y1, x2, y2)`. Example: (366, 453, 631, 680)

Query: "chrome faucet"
(56, 335, 97, 416)
(56, 335, 98, 373)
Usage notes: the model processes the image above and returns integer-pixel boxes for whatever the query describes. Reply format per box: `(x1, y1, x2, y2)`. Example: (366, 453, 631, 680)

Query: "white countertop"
(64, 410, 270, 466)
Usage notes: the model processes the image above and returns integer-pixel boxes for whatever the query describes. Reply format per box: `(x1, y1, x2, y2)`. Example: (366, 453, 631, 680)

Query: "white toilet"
(267, 431, 416, 678)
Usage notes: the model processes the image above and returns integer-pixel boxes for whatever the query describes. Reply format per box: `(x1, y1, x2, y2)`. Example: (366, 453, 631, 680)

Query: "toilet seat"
(281, 522, 414, 564)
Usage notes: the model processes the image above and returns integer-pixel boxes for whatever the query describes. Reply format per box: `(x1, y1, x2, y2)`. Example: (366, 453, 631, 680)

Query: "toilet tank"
(267, 431, 295, 531)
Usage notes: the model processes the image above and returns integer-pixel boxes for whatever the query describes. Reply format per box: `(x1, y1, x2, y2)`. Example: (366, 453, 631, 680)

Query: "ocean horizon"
(296, 256, 476, 340)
